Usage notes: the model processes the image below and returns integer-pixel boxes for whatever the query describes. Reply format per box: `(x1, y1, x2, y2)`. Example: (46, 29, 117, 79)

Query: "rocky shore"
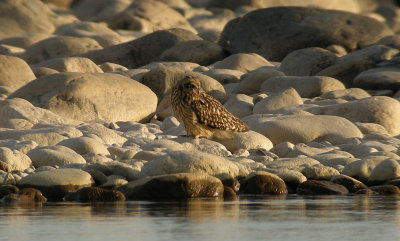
(1, 0, 400, 203)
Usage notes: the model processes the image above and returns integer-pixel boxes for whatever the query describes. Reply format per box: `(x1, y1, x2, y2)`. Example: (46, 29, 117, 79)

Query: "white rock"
(0, 147, 31, 172)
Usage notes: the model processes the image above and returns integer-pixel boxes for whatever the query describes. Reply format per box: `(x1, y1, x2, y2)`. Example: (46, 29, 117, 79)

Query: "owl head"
(178, 75, 201, 93)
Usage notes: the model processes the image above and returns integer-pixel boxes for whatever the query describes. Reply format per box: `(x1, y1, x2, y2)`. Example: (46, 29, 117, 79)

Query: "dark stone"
(0, 161, 9, 172)
(386, 178, 400, 188)
(120, 173, 224, 200)
(296, 180, 349, 195)
(330, 175, 367, 193)
(221, 176, 240, 193)
(0, 185, 19, 199)
(223, 186, 238, 200)
(239, 171, 288, 195)
(1, 188, 46, 203)
(63, 187, 125, 202)
(83, 28, 201, 68)
(355, 185, 400, 195)
(219, 7, 393, 61)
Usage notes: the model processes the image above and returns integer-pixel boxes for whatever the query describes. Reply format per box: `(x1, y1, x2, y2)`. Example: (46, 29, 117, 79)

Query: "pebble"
(0, 0, 399, 201)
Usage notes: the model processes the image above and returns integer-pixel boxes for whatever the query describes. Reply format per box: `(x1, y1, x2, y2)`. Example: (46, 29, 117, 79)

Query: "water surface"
(0, 195, 399, 241)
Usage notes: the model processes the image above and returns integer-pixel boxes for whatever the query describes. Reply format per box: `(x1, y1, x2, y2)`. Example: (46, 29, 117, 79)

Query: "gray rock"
(0, 147, 31, 172)
(330, 174, 367, 193)
(260, 76, 345, 98)
(0, 55, 36, 89)
(57, 137, 109, 155)
(296, 180, 349, 195)
(280, 47, 337, 76)
(83, 28, 201, 68)
(19, 168, 94, 200)
(219, 7, 392, 61)
(23, 36, 103, 64)
(244, 114, 363, 145)
(27, 145, 86, 168)
(253, 88, 303, 114)
(209, 53, 273, 73)
(9, 72, 157, 123)
(121, 173, 224, 200)
(160, 40, 226, 65)
(32, 57, 103, 73)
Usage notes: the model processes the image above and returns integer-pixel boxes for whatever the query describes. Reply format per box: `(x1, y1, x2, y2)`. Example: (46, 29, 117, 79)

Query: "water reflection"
(0, 195, 399, 241)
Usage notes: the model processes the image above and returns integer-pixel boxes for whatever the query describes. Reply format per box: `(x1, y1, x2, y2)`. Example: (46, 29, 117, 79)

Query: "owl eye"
(184, 83, 195, 89)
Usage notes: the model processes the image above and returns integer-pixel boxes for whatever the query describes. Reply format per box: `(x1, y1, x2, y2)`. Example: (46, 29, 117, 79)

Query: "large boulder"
(0, 55, 36, 89)
(0, 98, 81, 129)
(140, 150, 240, 178)
(18, 168, 94, 200)
(0, 0, 69, 39)
(23, 36, 103, 64)
(83, 28, 201, 68)
(243, 114, 363, 145)
(121, 173, 224, 200)
(72, 0, 132, 22)
(260, 76, 346, 98)
(219, 7, 393, 61)
(109, 0, 193, 33)
(27, 145, 86, 168)
(8, 73, 157, 123)
(307, 97, 400, 135)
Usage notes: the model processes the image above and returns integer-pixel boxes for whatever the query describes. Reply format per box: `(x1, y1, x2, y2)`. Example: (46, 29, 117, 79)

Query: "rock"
(260, 76, 345, 98)
(341, 159, 382, 182)
(207, 0, 361, 12)
(54, 21, 123, 48)
(356, 185, 400, 195)
(27, 145, 86, 168)
(0, 44, 25, 55)
(301, 165, 340, 180)
(296, 180, 349, 195)
(223, 186, 237, 200)
(203, 69, 243, 84)
(0, 126, 81, 146)
(78, 123, 127, 145)
(306, 96, 400, 135)
(0, 147, 32, 172)
(109, 0, 193, 33)
(23, 36, 103, 64)
(99, 62, 128, 72)
(214, 130, 273, 153)
(268, 169, 307, 188)
(0, 55, 36, 89)
(57, 137, 109, 155)
(280, 47, 338, 76)
(354, 68, 400, 92)
(269, 142, 295, 158)
(83, 28, 201, 68)
(73, 0, 132, 23)
(121, 173, 224, 200)
(0, 0, 67, 39)
(0, 33, 50, 49)
(319, 88, 371, 101)
(1, 188, 47, 203)
(33, 57, 103, 73)
(0, 98, 82, 129)
(330, 174, 367, 193)
(31, 67, 59, 78)
(244, 115, 363, 145)
(0, 185, 19, 199)
(63, 187, 125, 202)
(316, 58, 376, 87)
(99, 175, 128, 189)
(239, 171, 288, 195)
(223, 94, 254, 118)
(18, 168, 94, 200)
(140, 150, 240, 177)
(8, 72, 157, 123)
(264, 157, 320, 171)
(232, 66, 285, 95)
(140, 67, 225, 103)
(160, 40, 225, 65)
(253, 88, 303, 114)
(340, 45, 399, 64)
(209, 53, 273, 73)
(286, 143, 339, 158)
(355, 122, 390, 135)
(368, 159, 400, 185)
(315, 154, 356, 168)
(219, 7, 392, 61)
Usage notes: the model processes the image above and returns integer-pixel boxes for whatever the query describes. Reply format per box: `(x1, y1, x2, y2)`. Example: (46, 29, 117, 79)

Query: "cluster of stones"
(1, 0, 400, 203)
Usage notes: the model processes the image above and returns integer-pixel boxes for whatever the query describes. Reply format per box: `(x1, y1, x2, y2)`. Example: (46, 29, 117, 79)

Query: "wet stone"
(296, 180, 349, 195)
(239, 171, 288, 195)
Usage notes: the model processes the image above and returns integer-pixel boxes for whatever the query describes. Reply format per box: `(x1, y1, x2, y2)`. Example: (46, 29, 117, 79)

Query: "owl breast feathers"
(171, 75, 250, 139)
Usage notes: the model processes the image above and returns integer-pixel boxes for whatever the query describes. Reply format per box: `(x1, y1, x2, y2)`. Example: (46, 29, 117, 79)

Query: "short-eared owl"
(171, 75, 250, 139)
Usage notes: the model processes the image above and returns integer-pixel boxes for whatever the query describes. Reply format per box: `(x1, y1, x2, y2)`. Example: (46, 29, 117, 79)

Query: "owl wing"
(190, 93, 250, 132)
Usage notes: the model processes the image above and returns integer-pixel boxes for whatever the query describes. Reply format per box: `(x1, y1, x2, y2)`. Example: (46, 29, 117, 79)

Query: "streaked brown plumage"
(171, 75, 250, 139)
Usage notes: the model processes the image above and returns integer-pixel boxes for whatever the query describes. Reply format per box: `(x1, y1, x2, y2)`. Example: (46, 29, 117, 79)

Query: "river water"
(0, 195, 399, 241)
